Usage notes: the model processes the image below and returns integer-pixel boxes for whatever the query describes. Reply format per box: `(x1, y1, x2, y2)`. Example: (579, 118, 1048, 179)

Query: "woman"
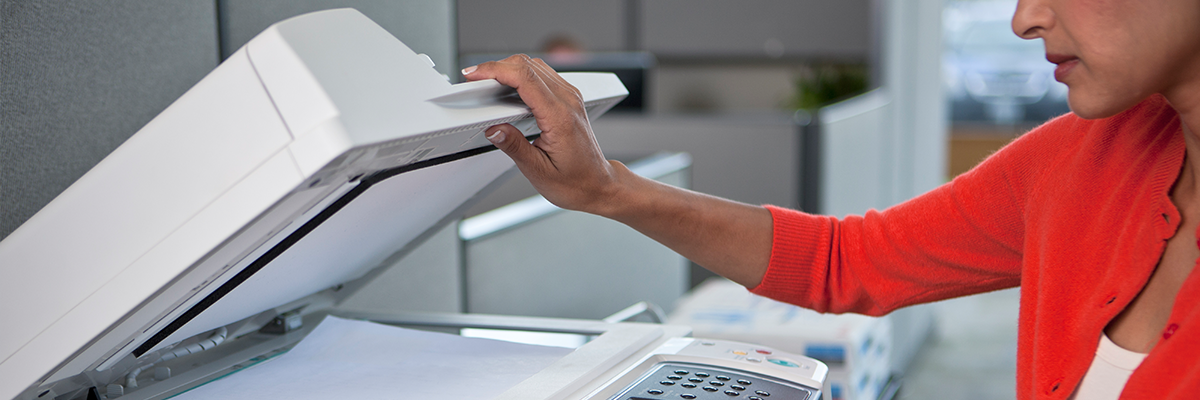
(460, 0, 1200, 398)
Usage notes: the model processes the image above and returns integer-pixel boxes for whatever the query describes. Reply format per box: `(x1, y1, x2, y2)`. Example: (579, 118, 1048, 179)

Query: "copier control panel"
(613, 363, 816, 400)
(598, 339, 824, 400)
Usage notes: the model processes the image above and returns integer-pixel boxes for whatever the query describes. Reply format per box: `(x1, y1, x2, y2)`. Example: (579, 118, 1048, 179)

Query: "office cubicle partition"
(1, 0, 458, 241)
(460, 153, 693, 320)
(0, 1, 218, 240)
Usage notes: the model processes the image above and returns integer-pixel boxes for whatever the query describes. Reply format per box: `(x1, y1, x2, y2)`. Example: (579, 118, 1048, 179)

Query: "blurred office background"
(1, 1, 1060, 399)
(453, 2, 1038, 400)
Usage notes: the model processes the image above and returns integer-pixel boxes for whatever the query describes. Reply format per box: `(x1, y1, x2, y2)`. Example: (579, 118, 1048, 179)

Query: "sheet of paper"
(171, 316, 572, 399)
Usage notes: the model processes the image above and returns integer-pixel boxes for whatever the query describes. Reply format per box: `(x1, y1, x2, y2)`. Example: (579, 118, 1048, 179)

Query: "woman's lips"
(1047, 54, 1080, 82)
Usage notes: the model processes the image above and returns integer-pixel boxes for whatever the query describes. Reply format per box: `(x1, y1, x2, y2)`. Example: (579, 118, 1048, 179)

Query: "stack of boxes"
(668, 279, 893, 400)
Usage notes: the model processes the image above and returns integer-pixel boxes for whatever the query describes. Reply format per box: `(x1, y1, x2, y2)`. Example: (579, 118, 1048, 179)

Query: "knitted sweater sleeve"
(750, 116, 1075, 315)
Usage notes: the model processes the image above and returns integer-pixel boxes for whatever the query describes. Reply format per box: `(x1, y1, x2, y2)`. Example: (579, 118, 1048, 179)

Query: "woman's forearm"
(594, 160, 773, 288)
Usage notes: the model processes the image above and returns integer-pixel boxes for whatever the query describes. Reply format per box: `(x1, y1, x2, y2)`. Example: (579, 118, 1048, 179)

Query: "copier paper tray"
(0, 8, 827, 400)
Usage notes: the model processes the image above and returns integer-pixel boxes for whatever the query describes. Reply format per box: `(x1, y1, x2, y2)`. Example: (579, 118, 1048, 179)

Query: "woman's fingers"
(460, 55, 615, 212)
(484, 123, 552, 176)
(531, 58, 578, 100)
(462, 55, 557, 113)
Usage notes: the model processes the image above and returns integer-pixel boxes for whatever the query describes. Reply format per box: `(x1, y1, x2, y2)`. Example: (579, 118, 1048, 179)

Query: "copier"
(0, 9, 827, 400)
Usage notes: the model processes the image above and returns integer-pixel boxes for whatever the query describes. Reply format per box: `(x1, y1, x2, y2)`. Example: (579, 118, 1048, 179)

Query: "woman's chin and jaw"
(1064, 82, 1152, 121)
(1043, 34, 1180, 121)
(1062, 61, 1200, 121)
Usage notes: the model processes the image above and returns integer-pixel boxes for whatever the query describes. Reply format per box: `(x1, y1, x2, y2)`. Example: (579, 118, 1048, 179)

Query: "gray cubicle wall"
(458, 0, 871, 60)
(1, 1, 458, 241)
(458, 0, 626, 54)
(638, 0, 871, 60)
(337, 223, 465, 314)
(0, 1, 219, 240)
(593, 114, 801, 208)
(218, 0, 457, 77)
(460, 153, 692, 320)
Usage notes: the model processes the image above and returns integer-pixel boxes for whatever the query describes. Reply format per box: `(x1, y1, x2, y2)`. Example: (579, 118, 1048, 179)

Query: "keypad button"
(660, 380, 675, 386)
(680, 395, 697, 399)
(703, 386, 718, 392)
(668, 375, 683, 380)
(725, 390, 740, 396)
(755, 390, 771, 396)
(682, 383, 697, 389)
(648, 389, 665, 395)
(695, 372, 710, 378)
(731, 385, 746, 390)
(674, 370, 690, 375)
(737, 379, 752, 385)
(749, 396, 763, 400)
(709, 381, 725, 387)
(688, 377, 704, 383)
(716, 375, 731, 381)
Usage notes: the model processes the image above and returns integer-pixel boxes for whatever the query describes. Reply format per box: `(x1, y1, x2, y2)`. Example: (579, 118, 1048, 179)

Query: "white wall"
(882, 0, 949, 202)
(820, 90, 893, 217)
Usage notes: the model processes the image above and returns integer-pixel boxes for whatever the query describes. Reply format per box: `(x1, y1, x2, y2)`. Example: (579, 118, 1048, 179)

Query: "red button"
(1164, 323, 1179, 339)
(755, 349, 772, 355)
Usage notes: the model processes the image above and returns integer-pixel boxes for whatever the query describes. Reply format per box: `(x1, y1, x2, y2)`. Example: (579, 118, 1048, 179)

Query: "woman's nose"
(1013, 0, 1055, 40)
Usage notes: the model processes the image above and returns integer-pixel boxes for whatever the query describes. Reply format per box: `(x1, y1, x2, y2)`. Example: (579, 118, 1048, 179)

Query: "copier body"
(0, 9, 826, 400)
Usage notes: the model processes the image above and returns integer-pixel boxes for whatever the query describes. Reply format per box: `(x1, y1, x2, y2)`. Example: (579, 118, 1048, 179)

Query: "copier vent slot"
(129, 135, 536, 359)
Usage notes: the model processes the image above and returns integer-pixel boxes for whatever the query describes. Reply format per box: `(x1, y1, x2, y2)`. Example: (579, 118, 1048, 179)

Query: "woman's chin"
(1066, 90, 1145, 120)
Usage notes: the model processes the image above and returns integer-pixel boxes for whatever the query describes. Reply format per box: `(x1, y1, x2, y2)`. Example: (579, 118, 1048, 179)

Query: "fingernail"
(486, 129, 505, 143)
(461, 65, 477, 76)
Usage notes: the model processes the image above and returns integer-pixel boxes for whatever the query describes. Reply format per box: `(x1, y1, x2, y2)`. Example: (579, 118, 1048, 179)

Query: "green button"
(767, 358, 799, 368)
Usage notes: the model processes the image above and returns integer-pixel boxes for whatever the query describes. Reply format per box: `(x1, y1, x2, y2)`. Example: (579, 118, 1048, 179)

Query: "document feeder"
(0, 9, 827, 400)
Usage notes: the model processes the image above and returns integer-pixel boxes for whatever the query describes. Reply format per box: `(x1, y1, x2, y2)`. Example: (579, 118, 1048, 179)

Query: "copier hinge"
(259, 310, 304, 334)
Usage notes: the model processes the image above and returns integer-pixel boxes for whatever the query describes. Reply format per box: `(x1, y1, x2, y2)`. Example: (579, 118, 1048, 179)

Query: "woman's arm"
(463, 55, 774, 288)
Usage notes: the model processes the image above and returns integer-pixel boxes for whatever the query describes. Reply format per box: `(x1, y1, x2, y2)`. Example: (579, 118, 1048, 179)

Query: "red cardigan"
(750, 95, 1197, 399)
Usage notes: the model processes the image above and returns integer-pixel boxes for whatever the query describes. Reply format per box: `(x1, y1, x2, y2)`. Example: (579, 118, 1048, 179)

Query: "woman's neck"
(1165, 62, 1200, 192)
(1174, 112, 1199, 201)
(1165, 61, 1200, 149)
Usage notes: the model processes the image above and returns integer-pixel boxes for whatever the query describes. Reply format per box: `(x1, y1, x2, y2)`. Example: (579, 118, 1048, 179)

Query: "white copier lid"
(0, 8, 626, 398)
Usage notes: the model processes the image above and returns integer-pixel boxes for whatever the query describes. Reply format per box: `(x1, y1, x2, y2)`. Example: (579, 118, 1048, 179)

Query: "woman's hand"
(462, 54, 773, 288)
(462, 54, 625, 216)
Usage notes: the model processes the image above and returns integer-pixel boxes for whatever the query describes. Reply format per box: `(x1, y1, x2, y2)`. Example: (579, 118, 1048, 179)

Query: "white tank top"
(1067, 333, 1147, 400)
